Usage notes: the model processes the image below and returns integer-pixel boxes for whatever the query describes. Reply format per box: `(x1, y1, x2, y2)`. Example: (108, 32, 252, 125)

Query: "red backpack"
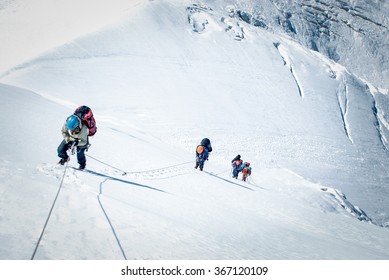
(73, 105, 97, 136)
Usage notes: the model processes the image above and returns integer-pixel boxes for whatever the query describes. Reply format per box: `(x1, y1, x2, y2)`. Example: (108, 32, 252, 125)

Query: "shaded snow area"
(1, 0, 389, 260)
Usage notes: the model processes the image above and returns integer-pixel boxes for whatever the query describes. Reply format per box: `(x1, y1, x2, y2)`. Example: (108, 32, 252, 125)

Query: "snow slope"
(224, 0, 389, 89)
(0, 0, 389, 260)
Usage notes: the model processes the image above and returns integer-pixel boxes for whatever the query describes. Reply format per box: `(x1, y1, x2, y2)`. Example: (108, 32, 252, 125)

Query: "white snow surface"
(0, 0, 389, 260)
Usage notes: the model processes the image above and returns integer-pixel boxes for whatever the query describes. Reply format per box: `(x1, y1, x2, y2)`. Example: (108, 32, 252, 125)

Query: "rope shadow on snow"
(73, 167, 166, 193)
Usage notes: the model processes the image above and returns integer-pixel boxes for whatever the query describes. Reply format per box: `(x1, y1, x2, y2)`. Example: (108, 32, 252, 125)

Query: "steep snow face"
(209, 0, 389, 89)
(0, 0, 389, 260)
(1, 0, 388, 223)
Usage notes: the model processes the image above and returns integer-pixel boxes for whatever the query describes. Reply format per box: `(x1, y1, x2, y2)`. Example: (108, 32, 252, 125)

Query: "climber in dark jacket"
(195, 138, 212, 171)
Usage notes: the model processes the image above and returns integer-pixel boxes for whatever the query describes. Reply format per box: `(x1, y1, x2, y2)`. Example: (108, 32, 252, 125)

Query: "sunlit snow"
(0, 0, 388, 260)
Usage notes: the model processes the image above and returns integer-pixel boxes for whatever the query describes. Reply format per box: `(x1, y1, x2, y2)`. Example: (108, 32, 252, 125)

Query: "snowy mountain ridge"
(207, 0, 389, 89)
(187, 0, 389, 149)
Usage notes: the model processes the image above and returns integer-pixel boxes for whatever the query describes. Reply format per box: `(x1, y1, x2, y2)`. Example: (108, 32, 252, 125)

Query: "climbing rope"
(86, 154, 193, 175)
(124, 161, 193, 174)
(97, 178, 128, 260)
(32, 153, 219, 259)
(31, 161, 69, 260)
(86, 154, 128, 175)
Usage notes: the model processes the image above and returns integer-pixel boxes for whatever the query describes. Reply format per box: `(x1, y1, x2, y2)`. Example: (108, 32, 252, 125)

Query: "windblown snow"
(0, 0, 388, 260)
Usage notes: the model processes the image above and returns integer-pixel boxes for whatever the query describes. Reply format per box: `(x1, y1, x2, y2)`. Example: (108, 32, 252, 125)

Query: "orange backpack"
(197, 145, 204, 154)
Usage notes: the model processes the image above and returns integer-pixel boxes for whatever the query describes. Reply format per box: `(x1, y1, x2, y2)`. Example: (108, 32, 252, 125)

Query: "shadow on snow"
(72, 167, 166, 193)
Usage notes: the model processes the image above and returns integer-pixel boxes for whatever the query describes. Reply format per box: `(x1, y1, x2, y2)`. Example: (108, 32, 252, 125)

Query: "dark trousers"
(232, 167, 241, 177)
(195, 155, 207, 171)
(57, 140, 87, 165)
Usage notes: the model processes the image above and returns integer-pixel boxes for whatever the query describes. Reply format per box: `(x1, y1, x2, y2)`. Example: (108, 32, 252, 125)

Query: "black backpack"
(231, 154, 241, 163)
(200, 138, 212, 152)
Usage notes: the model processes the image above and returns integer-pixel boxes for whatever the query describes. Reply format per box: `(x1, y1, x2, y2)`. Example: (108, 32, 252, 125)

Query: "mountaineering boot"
(78, 163, 86, 170)
(58, 157, 69, 165)
(195, 162, 199, 169)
